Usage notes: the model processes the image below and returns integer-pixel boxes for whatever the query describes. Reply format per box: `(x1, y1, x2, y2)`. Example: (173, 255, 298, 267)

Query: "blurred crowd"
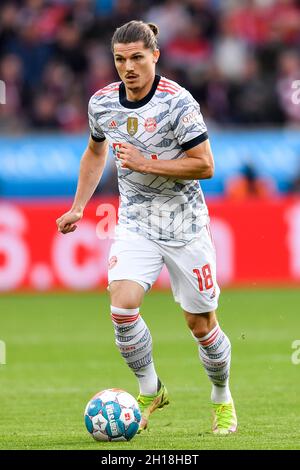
(1, 0, 300, 134)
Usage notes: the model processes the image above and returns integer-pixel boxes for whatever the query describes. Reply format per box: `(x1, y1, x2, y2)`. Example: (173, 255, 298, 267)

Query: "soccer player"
(56, 20, 237, 435)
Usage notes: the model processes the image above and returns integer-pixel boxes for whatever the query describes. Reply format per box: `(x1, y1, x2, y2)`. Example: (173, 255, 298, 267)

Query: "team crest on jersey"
(108, 256, 118, 270)
(127, 117, 138, 136)
(144, 117, 157, 132)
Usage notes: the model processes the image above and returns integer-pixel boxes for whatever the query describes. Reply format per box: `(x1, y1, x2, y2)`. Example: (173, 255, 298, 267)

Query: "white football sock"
(195, 323, 232, 404)
(111, 306, 159, 396)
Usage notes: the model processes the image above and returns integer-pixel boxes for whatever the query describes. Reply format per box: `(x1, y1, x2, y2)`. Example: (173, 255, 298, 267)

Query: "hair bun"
(148, 23, 159, 37)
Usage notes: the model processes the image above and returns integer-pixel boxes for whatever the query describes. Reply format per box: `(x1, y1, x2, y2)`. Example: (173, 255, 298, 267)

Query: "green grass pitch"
(0, 288, 299, 450)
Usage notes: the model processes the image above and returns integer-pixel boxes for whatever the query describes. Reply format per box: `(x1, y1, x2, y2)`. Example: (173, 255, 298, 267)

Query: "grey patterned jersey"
(88, 75, 210, 246)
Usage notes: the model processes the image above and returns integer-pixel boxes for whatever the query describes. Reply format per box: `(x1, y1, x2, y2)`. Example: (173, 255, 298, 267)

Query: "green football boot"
(212, 400, 237, 435)
(137, 383, 169, 432)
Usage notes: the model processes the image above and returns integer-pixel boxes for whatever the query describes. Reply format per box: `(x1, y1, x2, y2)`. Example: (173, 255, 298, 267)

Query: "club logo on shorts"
(108, 256, 118, 270)
(127, 117, 138, 136)
(144, 117, 157, 132)
(210, 287, 216, 299)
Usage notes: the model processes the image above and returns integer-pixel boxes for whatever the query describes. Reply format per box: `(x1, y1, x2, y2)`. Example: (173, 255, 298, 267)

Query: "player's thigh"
(108, 234, 163, 305)
(164, 225, 220, 314)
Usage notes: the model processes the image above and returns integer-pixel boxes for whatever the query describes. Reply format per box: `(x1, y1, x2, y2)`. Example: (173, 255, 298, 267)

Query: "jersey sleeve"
(88, 95, 106, 142)
(170, 89, 208, 151)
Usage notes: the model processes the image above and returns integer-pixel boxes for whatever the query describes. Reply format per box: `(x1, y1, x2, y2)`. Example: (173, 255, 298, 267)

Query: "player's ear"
(153, 48, 160, 64)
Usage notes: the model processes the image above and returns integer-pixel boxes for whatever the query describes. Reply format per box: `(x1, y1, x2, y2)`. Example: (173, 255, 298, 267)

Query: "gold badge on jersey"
(127, 117, 138, 136)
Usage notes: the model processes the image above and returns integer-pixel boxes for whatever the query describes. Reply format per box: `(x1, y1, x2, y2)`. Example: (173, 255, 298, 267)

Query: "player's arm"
(144, 138, 214, 179)
(118, 138, 214, 180)
(56, 137, 109, 234)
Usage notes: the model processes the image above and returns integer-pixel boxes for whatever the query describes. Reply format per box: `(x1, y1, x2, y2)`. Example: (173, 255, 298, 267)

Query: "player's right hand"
(56, 210, 83, 234)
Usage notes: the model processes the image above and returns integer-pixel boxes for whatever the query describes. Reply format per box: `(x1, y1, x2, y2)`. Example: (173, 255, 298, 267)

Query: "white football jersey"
(88, 75, 210, 245)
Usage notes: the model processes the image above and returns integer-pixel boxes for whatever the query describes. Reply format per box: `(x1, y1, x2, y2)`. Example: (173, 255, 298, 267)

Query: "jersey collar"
(119, 75, 161, 109)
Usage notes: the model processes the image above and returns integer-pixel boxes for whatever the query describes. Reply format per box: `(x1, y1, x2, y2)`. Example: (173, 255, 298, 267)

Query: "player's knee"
(185, 312, 217, 339)
(191, 324, 212, 339)
(109, 280, 144, 309)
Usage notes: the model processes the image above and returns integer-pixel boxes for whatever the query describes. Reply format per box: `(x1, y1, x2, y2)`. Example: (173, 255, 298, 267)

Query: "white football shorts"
(107, 225, 220, 314)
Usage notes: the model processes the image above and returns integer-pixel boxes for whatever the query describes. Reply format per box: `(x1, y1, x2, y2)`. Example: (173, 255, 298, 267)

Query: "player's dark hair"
(111, 20, 159, 52)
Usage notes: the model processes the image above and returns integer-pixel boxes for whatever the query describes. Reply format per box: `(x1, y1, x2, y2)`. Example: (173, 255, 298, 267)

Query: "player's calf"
(110, 306, 159, 396)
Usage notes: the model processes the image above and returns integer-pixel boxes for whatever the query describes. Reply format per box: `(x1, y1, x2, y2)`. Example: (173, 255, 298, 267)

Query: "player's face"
(113, 41, 159, 98)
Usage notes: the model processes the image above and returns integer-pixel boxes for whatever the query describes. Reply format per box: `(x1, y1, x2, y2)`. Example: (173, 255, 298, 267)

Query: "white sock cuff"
(110, 306, 140, 316)
(190, 323, 220, 343)
(198, 322, 220, 343)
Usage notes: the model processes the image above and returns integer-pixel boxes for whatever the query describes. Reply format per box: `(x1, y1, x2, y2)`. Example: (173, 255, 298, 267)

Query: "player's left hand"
(117, 143, 147, 172)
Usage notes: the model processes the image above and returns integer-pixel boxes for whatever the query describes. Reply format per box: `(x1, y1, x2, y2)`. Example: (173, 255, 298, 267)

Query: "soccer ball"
(84, 388, 141, 442)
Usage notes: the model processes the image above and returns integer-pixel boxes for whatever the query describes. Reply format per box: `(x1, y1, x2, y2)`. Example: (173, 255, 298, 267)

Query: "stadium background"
(0, 0, 300, 450)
